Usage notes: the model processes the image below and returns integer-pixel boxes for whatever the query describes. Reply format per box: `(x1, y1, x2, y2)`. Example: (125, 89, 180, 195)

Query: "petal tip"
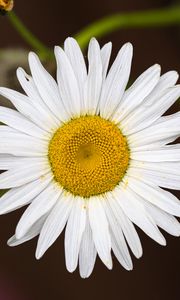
(123, 42, 133, 52)
(35, 250, 42, 260)
(153, 63, 161, 72)
(7, 238, 13, 247)
(106, 259, 113, 270)
(126, 265, 133, 271)
(66, 265, 76, 273)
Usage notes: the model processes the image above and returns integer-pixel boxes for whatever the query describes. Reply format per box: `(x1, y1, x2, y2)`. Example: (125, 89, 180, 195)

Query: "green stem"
(8, 11, 53, 59)
(7, 6, 180, 57)
(75, 6, 180, 50)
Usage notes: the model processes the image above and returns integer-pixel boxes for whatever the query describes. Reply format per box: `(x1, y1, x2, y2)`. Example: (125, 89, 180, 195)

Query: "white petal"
(144, 71, 179, 106)
(152, 70, 179, 92)
(0, 162, 50, 189)
(141, 70, 179, 108)
(0, 106, 48, 140)
(15, 182, 62, 239)
(88, 196, 112, 269)
(28, 52, 68, 122)
(0, 154, 17, 170)
(64, 37, 87, 105)
(99, 43, 133, 119)
(0, 126, 49, 142)
(129, 165, 180, 190)
(101, 42, 112, 80)
(17, 67, 60, 128)
(114, 186, 166, 245)
(130, 137, 180, 152)
(124, 85, 180, 137)
(0, 87, 55, 134)
(79, 216, 97, 278)
(36, 194, 73, 259)
(8, 215, 47, 246)
(0, 133, 48, 156)
(154, 111, 180, 125)
(131, 145, 180, 162)
(129, 113, 180, 148)
(0, 173, 52, 214)
(0, 125, 15, 133)
(65, 197, 86, 272)
(55, 46, 81, 118)
(102, 198, 133, 270)
(143, 201, 180, 237)
(0, 125, 24, 135)
(107, 193, 142, 258)
(130, 160, 180, 176)
(112, 64, 161, 123)
(122, 71, 179, 134)
(84, 38, 103, 115)
(0, 156, 48, 170)
(127, 177, 180, 217)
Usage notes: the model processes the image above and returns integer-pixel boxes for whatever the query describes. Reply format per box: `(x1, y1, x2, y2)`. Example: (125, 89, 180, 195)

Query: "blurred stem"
(75, 6, 180, 50)
(6, 6, 180, 57)
(8, 11, 53, 59)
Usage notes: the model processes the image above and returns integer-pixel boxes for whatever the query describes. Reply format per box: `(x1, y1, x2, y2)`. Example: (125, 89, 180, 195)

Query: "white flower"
(0, 37, 180, 278)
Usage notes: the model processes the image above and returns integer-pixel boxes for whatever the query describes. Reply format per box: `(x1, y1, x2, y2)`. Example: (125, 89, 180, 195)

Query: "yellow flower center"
(48, 115, 130, 198)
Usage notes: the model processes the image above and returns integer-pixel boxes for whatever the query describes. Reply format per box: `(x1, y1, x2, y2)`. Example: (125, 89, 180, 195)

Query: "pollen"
(48, 115, 130, 198)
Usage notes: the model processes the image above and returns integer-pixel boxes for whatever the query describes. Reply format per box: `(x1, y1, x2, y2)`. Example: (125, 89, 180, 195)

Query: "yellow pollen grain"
(48, 115, 130, 198)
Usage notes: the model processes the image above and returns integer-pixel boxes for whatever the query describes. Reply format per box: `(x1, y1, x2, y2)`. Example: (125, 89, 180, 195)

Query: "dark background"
(0, 0, 180, 299)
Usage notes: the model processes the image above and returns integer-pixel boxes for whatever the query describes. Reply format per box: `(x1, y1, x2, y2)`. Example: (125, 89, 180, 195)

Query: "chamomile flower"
(0, 37, 180, 278)
(0, 0, 13, 13)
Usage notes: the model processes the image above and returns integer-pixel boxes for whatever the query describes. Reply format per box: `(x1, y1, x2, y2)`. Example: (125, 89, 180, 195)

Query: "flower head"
(0, 37, 180, 278)
(0, 0, 13, 14)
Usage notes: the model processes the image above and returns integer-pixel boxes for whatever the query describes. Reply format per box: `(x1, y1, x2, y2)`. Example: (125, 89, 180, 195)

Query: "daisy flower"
(0, 0, 14, 13)
(0, 37, 180, 278)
